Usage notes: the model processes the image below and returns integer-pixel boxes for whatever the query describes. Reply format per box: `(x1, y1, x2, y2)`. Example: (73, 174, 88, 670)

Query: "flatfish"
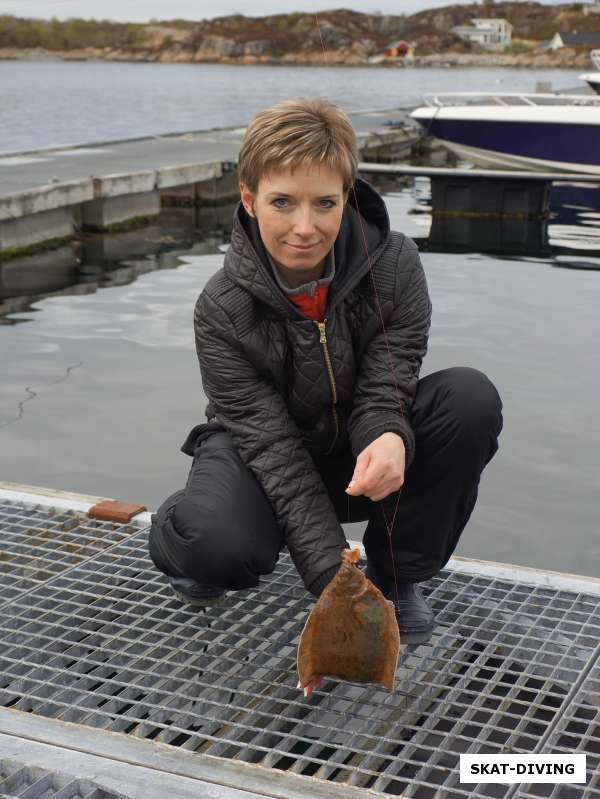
(297, 548, 400, 692)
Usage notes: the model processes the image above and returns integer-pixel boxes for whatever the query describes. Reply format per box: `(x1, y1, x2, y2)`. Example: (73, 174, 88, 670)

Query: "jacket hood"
(223, 177, 390, 318)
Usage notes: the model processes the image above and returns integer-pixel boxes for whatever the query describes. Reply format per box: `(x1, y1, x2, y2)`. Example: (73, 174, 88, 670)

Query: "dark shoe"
(365, 561, 434, 644)
(168, 576, 225, 609)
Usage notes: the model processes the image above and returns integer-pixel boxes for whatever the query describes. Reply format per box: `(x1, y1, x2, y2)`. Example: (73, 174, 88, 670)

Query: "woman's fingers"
(346, 451, 371, 495)
(348, 460, 384, 496)
(365, 479, 403, 502)
(348, 462, 403, 499)
(349, 434, 406, 498)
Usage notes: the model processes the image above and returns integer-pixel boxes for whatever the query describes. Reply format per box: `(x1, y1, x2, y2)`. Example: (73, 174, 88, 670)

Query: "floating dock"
(0, 109, 420, 260)
(1, 483, 599, 798)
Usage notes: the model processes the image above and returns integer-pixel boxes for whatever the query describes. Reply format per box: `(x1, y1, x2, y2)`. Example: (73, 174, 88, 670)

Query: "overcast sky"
(0, 0, 568, 23)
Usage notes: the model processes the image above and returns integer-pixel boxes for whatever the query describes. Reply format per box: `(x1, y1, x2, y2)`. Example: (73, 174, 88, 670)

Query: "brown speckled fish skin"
(297, 549, 400, 692)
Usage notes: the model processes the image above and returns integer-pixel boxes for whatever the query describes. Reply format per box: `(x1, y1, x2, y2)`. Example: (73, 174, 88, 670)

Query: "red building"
(384, 40, 412, 58)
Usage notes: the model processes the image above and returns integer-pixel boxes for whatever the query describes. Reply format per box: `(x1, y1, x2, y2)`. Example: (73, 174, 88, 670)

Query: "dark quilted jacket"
(194, 178, 432, 595)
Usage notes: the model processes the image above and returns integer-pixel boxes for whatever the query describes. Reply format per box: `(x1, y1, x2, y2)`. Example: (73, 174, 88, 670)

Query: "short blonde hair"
(238, 98, 358, 194)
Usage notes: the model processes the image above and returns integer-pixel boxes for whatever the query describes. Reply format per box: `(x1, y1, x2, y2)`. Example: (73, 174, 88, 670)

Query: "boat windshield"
(422, 92, 600, 108)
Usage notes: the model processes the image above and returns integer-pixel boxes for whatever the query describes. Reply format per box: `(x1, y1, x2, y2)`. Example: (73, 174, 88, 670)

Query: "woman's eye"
(319, 199, 336, 209)
(272, 198, 288, 208)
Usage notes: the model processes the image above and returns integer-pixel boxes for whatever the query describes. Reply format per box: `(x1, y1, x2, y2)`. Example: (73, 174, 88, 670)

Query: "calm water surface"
(2, 182, 600, 578)
(0, 61, 582, 153)
(1, 60, 598, 577)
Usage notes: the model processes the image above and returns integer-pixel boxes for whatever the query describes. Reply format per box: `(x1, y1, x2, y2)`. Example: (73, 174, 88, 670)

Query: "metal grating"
(0, 758, 124, 798)
(0, 501, 135, 603)
(516, 654, 600, 799)
(1, 499, 600, 798)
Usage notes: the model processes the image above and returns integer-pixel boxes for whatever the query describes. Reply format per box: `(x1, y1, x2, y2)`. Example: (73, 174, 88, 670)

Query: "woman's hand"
(345, 432, 406, 502)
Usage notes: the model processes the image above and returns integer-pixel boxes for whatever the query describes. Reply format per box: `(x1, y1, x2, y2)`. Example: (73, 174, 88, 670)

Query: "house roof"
(557, 31, 600, 45)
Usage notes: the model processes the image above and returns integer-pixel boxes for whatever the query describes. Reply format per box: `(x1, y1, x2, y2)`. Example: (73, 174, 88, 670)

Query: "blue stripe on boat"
(425, 119, 600, 168)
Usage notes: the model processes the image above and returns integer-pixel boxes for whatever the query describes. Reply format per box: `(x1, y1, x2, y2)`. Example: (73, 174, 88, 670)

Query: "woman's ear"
(239, 182, 255, 217)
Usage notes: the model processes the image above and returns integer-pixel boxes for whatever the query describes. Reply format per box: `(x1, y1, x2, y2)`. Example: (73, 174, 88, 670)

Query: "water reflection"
(428, 215, 549, 257)
(0, 205, 234, 324)
(2, 174, 599, 576)
(1, 178, 600, 325)
(386, 175, 600, 268)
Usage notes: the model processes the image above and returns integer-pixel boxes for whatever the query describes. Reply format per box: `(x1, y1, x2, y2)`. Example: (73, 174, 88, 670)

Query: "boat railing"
(422, 92, 600, 108)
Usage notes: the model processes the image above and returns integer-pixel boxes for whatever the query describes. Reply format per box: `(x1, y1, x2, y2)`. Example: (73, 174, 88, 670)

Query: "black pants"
(148, 367, 503, 591)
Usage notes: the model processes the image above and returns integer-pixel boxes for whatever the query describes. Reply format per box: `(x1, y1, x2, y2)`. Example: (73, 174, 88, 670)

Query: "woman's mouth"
(286, 242, 320, 251)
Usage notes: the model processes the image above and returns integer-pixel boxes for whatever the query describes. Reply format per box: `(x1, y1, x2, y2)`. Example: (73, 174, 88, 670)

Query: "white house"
(584, 0, 600, 15)
(451, 18, 513, 50)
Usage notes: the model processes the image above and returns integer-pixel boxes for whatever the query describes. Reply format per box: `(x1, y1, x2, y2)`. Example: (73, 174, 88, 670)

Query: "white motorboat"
(410, 92, 600, 174)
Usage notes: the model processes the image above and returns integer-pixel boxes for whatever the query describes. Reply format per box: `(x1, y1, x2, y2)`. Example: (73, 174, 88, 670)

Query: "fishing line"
(314, 13, 403, 605)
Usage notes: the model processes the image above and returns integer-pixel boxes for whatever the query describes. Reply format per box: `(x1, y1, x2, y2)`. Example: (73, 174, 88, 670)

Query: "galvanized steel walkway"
(0, 486, 599, 799)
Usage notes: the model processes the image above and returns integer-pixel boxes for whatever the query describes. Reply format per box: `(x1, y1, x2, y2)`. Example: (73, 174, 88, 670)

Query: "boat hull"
(411, 107, 600, 174)
(427, 139, 600, 175)
(579, 73, 600, 95)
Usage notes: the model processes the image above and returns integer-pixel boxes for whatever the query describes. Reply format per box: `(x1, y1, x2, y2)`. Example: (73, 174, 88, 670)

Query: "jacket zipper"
(316, 319, 339, 454)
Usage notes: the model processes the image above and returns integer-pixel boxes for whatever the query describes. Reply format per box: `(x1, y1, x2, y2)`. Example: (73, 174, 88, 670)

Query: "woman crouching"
(149, 98, 503, 662)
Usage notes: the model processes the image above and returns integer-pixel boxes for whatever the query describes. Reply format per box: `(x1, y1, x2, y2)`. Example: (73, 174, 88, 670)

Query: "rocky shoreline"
(0, 46, 591, 69)
(2, 5, 599, 71)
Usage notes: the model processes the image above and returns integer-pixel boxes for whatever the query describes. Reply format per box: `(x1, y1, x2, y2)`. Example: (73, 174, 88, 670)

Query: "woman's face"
(240, 162, 346, 288)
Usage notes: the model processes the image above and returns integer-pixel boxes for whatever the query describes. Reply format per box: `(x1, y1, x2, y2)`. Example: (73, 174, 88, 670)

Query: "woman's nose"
(292, 207, 317, 236)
